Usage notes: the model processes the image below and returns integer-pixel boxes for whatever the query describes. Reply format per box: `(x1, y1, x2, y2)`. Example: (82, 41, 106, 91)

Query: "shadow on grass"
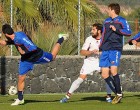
(8, 99, 60, 104)
(25, 99, 60, 104)
(68, 96, 108, 103)
(80, 96, 123, 104)
(133, 95, 140, 97)
(133, 94, 140, 99)
(81, 96, 105, 101)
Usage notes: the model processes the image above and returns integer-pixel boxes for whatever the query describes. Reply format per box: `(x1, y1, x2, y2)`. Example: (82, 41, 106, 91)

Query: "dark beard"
(6, 36, 14, 44)
(92, 32, 99, 39)
(6, 37, 12, 42)
(92, 33, 99, 39)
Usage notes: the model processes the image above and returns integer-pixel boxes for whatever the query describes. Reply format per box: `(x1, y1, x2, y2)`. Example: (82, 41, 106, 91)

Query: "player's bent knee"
(79, 74, 87, 80)
(53, 56, 56, 60)
(51, 54, 56, 60)
(18, 75, 26, 82)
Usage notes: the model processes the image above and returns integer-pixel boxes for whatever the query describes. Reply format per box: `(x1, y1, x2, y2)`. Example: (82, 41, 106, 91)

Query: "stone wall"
(0, 55, 140, 94)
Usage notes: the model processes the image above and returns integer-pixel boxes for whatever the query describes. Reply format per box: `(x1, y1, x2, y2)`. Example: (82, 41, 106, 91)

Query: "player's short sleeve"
(22, 37, 37, 51)
(81, 37, 90, 50)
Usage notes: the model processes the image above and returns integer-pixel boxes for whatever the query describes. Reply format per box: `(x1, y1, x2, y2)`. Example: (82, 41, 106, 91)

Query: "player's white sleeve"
(81, 37, 90, 50)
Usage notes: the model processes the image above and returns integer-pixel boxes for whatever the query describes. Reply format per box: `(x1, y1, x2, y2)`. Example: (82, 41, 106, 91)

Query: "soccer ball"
(8, 86, 17, 95)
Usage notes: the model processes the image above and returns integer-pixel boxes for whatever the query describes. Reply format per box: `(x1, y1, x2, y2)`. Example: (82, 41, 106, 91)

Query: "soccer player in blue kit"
(0, 24, 68, 106)
(99, 3, 131, 104)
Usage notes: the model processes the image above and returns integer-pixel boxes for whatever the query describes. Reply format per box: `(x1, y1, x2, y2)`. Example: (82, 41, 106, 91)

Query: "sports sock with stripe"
(57, 37, 64, 45)
(105, 76, 117, 94)
(113, 74, 122, 94)
(18, 91, 23, 100)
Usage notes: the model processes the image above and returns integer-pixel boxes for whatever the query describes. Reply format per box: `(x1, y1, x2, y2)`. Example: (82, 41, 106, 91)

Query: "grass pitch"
(0, 92, 139, 110)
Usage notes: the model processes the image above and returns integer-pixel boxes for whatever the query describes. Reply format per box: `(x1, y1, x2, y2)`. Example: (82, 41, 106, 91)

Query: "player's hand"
(0, 40, 7, 46)
(136, 43, 140, 47)
(17, 46, 25, 54)
(99, 51, 102, 55)
(132, 40, 137, 45)
(92, 49, 99, 55)
(110, 25, 116, 31)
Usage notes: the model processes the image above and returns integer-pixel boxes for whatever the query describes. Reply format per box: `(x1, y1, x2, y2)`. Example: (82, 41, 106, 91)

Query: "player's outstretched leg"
(51, 33, 69, 60)
(60, 77, 84, 103)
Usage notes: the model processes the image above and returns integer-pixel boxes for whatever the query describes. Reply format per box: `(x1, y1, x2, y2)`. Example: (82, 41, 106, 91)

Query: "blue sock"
(57, 37, 64, 45)
(18, 91, 23, 100)
(105, 76, 117, 94)
(113, 74, 122, 94)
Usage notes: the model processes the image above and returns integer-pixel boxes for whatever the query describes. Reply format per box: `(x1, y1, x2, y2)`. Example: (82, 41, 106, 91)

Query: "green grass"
(0, 93, 140, 110)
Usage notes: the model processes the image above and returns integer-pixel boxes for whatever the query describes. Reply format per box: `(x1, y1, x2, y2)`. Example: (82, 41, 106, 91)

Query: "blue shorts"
(19, 52, 53, 75)
(99, 50, 121, 67)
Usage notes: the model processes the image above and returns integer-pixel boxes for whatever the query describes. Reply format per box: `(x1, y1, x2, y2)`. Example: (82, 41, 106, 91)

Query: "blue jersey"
(8, 32, 43, 62)
(99, 16, 131, 51)
(6, 31, 53, 75)
(14, 32, 37, 51)
(128, 32, 140, 45)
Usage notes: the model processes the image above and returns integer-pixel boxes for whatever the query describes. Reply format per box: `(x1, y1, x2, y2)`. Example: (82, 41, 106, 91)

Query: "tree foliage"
(0, 0, 100, 55)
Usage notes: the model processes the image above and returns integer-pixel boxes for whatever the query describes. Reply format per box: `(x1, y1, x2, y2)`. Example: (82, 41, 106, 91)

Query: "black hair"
(2, 24, 14, 35)
(92, 23, 103, 33)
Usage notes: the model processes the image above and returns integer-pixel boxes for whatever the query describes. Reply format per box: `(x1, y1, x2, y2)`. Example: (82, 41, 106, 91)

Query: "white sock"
(106, 82, 112, 95)
(65, 95, 70, 99)
(117, 93, 122, 96)
(68, 78, 84, 94)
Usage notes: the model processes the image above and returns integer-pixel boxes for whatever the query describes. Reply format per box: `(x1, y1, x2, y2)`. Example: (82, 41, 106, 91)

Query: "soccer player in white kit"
(60, 23, 112, 103)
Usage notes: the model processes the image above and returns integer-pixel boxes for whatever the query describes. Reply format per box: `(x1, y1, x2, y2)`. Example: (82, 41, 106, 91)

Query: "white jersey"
(82, 36, 100, 61)
(80, 36, 101, 75)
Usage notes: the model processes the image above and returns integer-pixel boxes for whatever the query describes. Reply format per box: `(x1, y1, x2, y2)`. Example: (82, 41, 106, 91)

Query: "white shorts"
(80, 59, 100, 75)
